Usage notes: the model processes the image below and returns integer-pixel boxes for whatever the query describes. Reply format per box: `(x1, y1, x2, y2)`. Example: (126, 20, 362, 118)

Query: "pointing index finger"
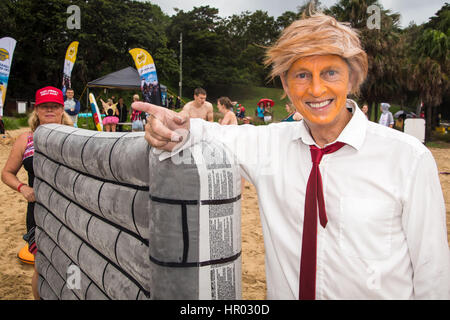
(131, 101, 160, 115)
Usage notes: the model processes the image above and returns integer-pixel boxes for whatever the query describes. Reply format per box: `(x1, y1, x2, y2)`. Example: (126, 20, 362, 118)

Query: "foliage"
(2, 115, 29, 130)
(406, 2, 449, 140)
(427, 132, 450, 147)
(326, 0, 404, 121)
(2, 0, 173, 102)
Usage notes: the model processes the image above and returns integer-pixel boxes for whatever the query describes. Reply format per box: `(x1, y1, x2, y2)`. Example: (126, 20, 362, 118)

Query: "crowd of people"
(2, 82, 399, 136)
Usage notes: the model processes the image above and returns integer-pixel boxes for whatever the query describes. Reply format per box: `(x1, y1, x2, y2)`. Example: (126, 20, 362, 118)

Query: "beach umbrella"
(258, 99, 274, 108)
(394, 110, 416, 119)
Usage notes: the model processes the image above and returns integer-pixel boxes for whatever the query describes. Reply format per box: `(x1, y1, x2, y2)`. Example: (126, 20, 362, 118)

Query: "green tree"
(276, 10, 302, 30)
(222, 10, 279, 87)
(166, 6, 230, 94)
(5, 0, 71, 98)
(327, 0, 403, 121)
(2, 0, 176, 106)
(408, 3, 449, 140)
(69, 0, 174, 96)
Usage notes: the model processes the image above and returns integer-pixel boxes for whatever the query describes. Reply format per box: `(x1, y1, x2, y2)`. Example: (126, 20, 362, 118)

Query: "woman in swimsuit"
(1, 86, 73, 299)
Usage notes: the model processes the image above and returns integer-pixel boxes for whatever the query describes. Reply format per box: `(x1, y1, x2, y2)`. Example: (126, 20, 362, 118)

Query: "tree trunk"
(425, 104, 432, 143)
(367, 100, 373, 121)
(431, 106, 438, 129)
(374, 102, 379, 123)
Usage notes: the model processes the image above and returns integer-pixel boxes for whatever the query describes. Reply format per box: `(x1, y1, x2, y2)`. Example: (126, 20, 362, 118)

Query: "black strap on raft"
(35, 202, 150, 299)
(149, 194, 242, 268)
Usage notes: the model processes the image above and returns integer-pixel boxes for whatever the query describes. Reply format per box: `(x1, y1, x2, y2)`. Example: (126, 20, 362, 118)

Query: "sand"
(0, 128, 36, 300)
(0, 127, 448, 300)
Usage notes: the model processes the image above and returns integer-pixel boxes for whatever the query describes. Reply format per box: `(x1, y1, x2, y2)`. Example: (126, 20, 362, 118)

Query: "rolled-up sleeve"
(402, 150, 450, 299)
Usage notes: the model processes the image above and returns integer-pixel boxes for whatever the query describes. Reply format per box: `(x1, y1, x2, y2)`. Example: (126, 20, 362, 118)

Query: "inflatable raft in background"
(33, 124, 242, 300)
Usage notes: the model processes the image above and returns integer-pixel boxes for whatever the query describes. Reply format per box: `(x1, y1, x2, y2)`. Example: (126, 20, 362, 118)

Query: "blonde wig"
(28, 110, 73, 132)
(265, 14, 368, 94)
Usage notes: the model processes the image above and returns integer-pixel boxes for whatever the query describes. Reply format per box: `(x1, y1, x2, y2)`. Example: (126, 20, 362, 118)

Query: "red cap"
(35, 86, 64, 107)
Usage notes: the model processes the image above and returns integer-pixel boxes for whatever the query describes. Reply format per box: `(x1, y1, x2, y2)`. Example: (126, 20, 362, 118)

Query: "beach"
(0, 127, 449, 300)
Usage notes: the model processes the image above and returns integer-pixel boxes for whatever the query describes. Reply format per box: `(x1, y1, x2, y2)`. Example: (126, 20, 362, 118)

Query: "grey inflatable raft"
(33, 124, 242, 300)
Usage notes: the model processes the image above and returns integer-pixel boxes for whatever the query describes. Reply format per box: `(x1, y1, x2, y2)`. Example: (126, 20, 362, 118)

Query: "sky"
(146, 0, 446, 28)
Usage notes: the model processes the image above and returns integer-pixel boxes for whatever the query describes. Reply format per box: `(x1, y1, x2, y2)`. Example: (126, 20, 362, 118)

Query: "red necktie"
(299, 142, 345, 300)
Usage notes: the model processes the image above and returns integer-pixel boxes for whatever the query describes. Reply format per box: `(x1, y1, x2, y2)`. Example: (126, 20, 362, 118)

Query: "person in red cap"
(1, 86, 73, 299)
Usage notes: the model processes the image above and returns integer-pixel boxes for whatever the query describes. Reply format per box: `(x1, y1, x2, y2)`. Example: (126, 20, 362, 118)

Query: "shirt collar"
(291, 100, 367, 151)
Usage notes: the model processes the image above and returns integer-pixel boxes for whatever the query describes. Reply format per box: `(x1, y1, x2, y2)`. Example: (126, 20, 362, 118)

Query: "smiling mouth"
(306, 99, 333, 109)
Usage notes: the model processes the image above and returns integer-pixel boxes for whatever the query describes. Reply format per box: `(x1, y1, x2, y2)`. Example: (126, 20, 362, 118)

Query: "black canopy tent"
(85, 66, 167, 108)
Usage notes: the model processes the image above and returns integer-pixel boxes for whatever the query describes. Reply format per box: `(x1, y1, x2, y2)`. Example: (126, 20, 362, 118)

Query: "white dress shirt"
(157, 104, 450, 299)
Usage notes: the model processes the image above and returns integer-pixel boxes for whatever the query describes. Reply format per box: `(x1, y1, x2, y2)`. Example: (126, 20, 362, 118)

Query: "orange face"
(283, 55, 351, 127)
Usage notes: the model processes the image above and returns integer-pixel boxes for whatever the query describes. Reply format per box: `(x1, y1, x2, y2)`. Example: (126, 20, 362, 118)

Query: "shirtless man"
(180, 88, 213, 122)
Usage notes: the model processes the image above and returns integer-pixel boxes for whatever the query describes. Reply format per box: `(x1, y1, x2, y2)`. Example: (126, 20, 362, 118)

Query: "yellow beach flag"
(62, 41, 79, 95)
(129, 48, 161, 106)
(129, 48, 156, 76)
(0, 37, 17, 114)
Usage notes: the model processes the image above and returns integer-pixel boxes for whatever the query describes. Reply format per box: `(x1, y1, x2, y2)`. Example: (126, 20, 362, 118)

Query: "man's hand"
(132, 101, 190, 152)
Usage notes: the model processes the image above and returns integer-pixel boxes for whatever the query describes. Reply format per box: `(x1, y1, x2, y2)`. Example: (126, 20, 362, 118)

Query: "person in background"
(130, 94, 144, 132)
(236, 103, 246, 119)
(181, 88, 213, 121)
(117, 97, 128, 132)
(1, 86, 73, 299)
(133, 13, 449, 299)
(379, 102, 394, 128)
(64, 88, 81, 127)
(263, 104, 273, 123)
(217, 96, 245, 197)
(361, 104, 369, 119)
(100, 98, 119, 132)
(175, 96, 182, 109)
(282, 102, 303, 122)
(217, 96, 238, 125)
(256, 104, 265, 122)
(242, 116, 252, 125)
